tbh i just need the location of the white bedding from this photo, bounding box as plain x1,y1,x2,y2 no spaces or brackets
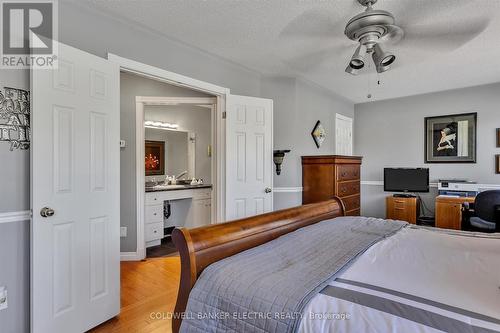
298,226,500,333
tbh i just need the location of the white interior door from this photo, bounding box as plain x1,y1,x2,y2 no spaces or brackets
335,113,353,156
31,42,120,333
226,95,273,220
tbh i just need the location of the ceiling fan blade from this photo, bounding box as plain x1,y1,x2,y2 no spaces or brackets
282,44,351,72
279,9,346,40
391,0,474,26
397,16,489,52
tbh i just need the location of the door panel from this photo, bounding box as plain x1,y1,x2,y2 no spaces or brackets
335,114,353,156
226,95,273,220
31,42,120,333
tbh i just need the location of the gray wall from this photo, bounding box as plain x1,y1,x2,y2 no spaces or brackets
355,82,500,218
145,105,212,182
261,77,355,210
0,221,30,333
0,70,30,333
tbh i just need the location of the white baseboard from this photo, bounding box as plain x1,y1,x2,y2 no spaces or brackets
120,252,142,261
0,210,30,224
274,187,303,193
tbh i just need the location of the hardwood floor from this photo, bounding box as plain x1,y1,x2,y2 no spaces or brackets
89,256,180,333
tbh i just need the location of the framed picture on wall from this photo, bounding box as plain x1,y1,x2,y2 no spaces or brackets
497,128,500,147
496,155,500,174
424,112,477,163
145,140,165,176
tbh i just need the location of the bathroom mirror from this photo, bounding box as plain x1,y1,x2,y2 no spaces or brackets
145,127,195,181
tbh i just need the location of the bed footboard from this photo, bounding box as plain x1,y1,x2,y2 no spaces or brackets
171,198,345,333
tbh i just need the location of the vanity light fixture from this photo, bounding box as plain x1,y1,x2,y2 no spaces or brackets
144,120,179,130
273,150,291,175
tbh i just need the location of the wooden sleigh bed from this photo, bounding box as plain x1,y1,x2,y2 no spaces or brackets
171,198,346,333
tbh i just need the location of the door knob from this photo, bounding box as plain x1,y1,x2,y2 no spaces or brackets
265,187,272,193
40,207,55,218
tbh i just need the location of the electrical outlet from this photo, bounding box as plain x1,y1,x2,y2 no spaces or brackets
120,227,127,238
0,286,8,311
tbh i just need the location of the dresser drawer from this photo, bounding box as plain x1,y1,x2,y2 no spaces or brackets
145,205,163,223
342,195,360,212
337,181,360,197
145,222,164,242
337,165,360,181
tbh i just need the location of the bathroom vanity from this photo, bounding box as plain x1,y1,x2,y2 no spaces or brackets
145,184,212,248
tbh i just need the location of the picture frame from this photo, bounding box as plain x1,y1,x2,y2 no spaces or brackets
497,128,500,148
424,112,477,163
311,120,326,149
496,155,500,174
145,140,165,176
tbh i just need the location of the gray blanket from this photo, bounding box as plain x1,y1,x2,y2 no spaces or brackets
180,216,407,333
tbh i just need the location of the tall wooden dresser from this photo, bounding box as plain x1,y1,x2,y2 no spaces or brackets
302,155,362,216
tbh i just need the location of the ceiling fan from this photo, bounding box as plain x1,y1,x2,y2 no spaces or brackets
279,0,489,76
344,0,404,75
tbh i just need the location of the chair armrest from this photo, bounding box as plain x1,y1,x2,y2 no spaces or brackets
495,205,500,232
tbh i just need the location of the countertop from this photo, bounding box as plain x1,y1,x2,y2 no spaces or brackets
145,184,212,193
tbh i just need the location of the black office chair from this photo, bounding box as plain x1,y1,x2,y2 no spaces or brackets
465,190,500,233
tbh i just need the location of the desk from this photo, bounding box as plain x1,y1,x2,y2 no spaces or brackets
435,196,475,230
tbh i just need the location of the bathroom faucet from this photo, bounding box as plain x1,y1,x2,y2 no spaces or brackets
176,170,188,180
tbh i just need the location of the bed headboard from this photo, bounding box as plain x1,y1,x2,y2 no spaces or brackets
171,198,345,332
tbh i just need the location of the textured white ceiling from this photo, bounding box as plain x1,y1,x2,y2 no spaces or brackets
79,0,500,103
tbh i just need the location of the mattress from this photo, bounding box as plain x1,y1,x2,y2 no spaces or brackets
298,226,500,333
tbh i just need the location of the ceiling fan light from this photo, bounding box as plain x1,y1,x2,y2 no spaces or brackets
372,43,395,73
349,44,367,70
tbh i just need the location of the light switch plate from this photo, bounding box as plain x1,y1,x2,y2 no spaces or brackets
120,227,127,238
120,140,126,148
0,286,8,311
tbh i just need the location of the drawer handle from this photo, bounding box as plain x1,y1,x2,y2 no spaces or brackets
395,208,405,210
153,230,157,233
153,213,157,216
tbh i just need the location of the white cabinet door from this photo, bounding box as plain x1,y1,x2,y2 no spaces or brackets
191,199,211,228
226,95,273,220
31,42,120,333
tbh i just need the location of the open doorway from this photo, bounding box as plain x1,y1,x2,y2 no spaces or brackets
139,97,217,258
118,71,222,260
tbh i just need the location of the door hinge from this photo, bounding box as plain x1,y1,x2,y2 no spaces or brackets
222,112,226,119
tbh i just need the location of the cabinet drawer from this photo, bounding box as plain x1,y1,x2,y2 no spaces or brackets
192,189,212,200
337,181,360,197
145,222,163,242
145,193,163,205
342,195,360,211
145,205,163,223
337,165,360,181
391,199,408,209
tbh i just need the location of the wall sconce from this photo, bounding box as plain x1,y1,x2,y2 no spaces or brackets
273,150,290,175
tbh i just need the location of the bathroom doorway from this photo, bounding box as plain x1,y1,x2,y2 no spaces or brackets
138,96,217,259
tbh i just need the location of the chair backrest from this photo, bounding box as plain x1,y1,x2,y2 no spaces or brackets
475,190,500,222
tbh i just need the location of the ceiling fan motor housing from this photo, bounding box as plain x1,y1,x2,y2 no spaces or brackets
345,9,402,48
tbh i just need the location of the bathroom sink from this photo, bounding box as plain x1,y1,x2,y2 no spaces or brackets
160,184,187,189
146,184,188,191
